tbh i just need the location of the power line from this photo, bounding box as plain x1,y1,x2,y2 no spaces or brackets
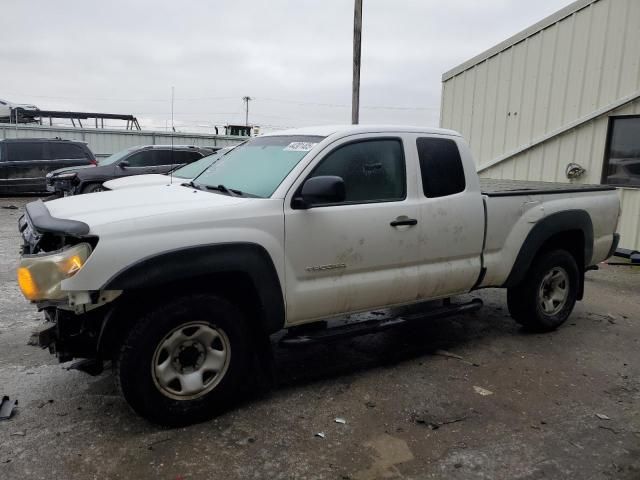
256,97,437,111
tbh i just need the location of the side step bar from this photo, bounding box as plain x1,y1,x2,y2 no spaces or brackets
279,298,483,347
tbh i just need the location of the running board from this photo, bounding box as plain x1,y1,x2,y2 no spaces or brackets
279,298,483,347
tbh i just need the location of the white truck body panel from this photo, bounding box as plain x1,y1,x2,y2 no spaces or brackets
103,174,175,190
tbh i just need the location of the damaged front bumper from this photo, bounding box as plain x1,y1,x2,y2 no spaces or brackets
19,199,119,368
37,305,111,364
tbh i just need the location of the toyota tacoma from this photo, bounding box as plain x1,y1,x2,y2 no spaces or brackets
16,125,621,425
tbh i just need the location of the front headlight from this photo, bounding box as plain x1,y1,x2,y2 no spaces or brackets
17,243,92,301
53,173,77,179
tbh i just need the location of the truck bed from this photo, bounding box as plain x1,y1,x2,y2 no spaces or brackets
480,178,616,197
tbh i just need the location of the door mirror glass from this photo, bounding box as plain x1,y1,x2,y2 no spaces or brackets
295,175,346,208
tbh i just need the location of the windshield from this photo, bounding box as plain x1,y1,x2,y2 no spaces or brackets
172,149,227,179
98,147,137,166
192,135,324,197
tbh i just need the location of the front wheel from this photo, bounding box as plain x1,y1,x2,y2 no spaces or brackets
82,183,105,194
507,249,579,331
116,294,251,426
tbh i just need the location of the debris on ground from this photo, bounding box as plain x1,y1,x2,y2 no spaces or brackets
335,417,346,424
10,431,26,436
414,414,468,430
473,386,493,396
434,349,480,367
365,401,376,409
147,437,172,450
315,432,326,439
596,413,611,420
37,399,54,408
0,205,18,210
0,396,18,420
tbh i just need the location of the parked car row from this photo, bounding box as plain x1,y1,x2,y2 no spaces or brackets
0,137,226,195
103,146,235,191
0,138,96,194
46,144,218,196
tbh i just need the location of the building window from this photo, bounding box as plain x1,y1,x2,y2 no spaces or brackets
603,116,640,188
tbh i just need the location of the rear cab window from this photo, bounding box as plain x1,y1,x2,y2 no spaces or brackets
416,137,466,198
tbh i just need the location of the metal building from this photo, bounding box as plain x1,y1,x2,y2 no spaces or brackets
440,0,640,251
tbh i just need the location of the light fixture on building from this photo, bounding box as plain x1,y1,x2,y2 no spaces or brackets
566,163,586,179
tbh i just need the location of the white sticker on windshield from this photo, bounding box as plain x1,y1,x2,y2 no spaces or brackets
284,142,317,152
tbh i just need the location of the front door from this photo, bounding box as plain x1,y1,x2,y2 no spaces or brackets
284,135,421,325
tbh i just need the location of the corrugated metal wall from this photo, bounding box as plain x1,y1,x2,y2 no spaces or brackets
0,124,244,158
440,0,640,250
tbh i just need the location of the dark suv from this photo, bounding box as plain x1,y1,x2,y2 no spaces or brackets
47,145,217,195
0,138,96,194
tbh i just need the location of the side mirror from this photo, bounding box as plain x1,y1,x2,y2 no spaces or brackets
119,160,130,168
293,175,346,209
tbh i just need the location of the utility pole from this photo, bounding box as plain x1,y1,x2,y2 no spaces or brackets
243,96,252,126
352,0,363,125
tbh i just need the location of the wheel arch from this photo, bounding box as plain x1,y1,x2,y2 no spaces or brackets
97,243,285,356
503,210,593,294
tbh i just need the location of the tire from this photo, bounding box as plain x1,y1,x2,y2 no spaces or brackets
82,183,105,194
507,249,579,332
116,294,251,426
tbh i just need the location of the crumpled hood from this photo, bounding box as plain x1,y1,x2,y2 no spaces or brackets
49,164,96,176
45,183,249,231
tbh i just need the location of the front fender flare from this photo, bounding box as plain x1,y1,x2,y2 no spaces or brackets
102,242,285,334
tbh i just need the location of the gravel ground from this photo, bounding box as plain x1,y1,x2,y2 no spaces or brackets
0,195,639,480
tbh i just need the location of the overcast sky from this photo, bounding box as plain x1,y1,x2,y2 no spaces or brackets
1,0,575,133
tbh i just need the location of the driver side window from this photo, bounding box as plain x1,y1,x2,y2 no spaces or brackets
125,150,155,167
309,138,405,205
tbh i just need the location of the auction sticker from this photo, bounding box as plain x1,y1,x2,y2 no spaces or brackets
284,142,317,152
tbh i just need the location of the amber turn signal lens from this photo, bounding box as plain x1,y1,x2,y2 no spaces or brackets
60,255,84,275
17,267,38,301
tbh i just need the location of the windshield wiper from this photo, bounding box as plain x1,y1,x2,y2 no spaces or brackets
182,181,201,190
203,184,244,197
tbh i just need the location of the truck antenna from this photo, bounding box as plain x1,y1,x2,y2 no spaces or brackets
170,86,175,185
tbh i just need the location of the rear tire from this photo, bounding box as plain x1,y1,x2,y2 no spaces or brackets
507,249,579,332
82,183,105,194
116,294,251,426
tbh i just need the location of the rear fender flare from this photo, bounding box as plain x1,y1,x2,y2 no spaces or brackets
503,210,593,289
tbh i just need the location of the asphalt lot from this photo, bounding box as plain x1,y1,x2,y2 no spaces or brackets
0,195,639,480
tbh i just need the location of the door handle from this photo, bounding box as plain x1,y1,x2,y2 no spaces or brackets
390,217,418,227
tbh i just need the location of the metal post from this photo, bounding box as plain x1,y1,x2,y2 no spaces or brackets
352,0,363,125
243,96,252,126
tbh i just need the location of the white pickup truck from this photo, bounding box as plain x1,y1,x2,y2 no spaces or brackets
17,125,620,425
